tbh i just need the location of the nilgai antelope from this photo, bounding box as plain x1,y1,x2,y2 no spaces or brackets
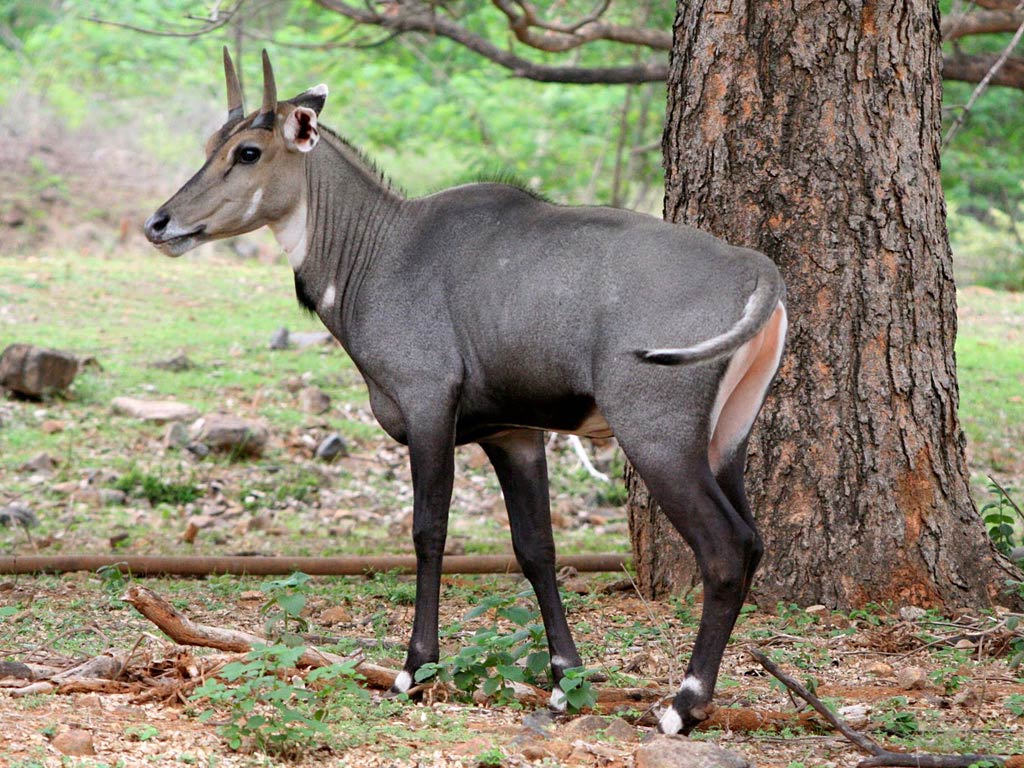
144,50,787,735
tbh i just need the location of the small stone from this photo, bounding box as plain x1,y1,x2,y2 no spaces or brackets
112,396,199,423
269,327,290,350
602,717,637,743
805,604,828,614
899,606,927,622
315,432,348,461
519,743,552,761
51,728,96,756
281,376,304,393
561,577,591,595
291,331,333,348
320,606,352,625
838,703,871,729
164,422,189,449
186,442,210,459
897,666,929,690
149,352,195,372
866,661,894,677
562,714,608,740
193,414,268,456
109,532,129,548
634,735,752,768
41,419,65,434
0,344,79,398
954,638,975,650
299,386,331,415
20,452,56,475
99,489,127,506
182,520,200,544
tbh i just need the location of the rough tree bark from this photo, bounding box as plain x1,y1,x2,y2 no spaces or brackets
627,0,1021,609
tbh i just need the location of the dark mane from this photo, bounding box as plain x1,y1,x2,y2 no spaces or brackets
317,124,404,197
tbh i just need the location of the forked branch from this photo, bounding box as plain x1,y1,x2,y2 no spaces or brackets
749,647,1012,768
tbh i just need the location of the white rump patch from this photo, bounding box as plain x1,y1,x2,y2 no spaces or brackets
321,284,336,309
658,706,683,735
708,302,788,473
549,686,567,711
270,202,308,270
679,676,704,697
393,670,412,693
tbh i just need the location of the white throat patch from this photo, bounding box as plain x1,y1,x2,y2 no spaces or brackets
270,201,308,270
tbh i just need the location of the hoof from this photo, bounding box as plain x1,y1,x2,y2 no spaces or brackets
388,669,413,697
548,686,567,712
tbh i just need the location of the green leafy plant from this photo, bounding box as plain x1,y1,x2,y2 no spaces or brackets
112,467,201,506
415,592,595,712
191,643,365,756
875,697,920,737
259,572,311,642
981,478,1024,557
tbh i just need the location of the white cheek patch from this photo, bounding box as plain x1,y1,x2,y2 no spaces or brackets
243,188,263,223
393,670,412,693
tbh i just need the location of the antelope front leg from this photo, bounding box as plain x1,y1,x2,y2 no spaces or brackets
391,417,456,695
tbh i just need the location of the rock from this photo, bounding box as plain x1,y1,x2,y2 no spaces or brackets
315,432,348,461
563,715,609,740
41,419,65,434
896,666,929,690
602,717,637,743
164,421,189,449
0,660,34,679
634,736,752,768
51,728,96,756
899,606,927,622
838,703,871,729
112,396,199,423
281,376,304,393
865,661,894,677
805,604,828,614
0,504,37,528
20,452,57,475
192,414,268,456
299,386,331,414
149,352,195,372
291,331,333,348
269,327,290,350
100,489,127,506
186,442,210,459
320,606,352,625
0,344,79,398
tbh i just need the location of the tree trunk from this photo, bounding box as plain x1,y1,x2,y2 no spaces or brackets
627,0,1021,610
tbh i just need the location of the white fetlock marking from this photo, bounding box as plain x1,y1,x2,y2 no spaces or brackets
393,670,412,692
658,706,683,735
549,687,567,711
551,655,570,669
679,676,704,697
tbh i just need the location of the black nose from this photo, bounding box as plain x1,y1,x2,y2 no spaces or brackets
144,210,170,242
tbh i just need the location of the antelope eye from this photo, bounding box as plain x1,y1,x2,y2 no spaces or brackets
237,146,261,164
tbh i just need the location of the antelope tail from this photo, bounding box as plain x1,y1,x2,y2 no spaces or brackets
635,274,783,366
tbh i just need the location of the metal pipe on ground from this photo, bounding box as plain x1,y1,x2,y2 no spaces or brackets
0,554,629,577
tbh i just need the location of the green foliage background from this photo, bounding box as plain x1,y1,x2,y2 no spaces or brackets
1,0,1022,286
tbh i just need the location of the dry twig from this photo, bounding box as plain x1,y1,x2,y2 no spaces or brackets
750,647,1014,768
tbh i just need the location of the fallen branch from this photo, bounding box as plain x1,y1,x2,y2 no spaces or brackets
0,552,628,577
749,647,1014,768
122,585,399,689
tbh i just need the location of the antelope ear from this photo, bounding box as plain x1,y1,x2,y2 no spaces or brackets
283,106,320,153
288,83,328,115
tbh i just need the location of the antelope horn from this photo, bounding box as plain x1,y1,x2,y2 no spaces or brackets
252,49,277,130
223,46,244,122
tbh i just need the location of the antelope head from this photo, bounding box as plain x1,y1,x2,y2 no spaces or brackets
144,49,327,256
